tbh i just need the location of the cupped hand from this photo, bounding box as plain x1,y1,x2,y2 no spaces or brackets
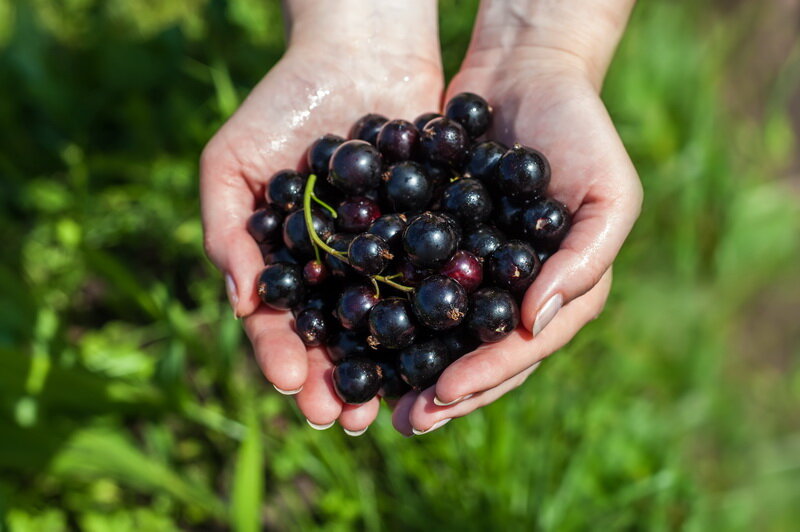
201,39,443,434
393,49,642,436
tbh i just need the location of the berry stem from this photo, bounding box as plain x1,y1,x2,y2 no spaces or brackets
311,192,337,218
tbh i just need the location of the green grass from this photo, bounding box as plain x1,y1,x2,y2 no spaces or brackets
1,0,799,530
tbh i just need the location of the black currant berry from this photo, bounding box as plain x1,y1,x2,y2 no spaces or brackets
336,283,380,330
413,112,442,132
440,250,483,293
397,258,433,287
367,213,407,255
328,140,382,195
521,197,572,251
494,195,525,235
441,326,481,362
303,260,328,286
467,287,520,343
487,240,541,294
381,161,432,212
256,262,304,310
336,196,381,233
463,224,506,260
247,206,283,245
420,117,469,168
368,298,417,350
295,308,329,347
412,274,468,330
282,208,334,258
267,170,306,212
263,246,299,265
497,144,551,200
376,119,419,162
397,339,449,391
332,357,383,404
324,233,355,277
445,92,492,139
307,134,345,178
293,289,338,318
349,113,389,145
348,233,393,276
441,178,493,227
402,212,458,268
327,329,371,362
377,360,411,399
464,140,506,183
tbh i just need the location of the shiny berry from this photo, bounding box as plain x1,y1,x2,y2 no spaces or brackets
295,308,329,347
368,298,417,350
413,112,442,132
328,140,382,195
497,144,551,200
441,326,481,362
521,197,572,250
247,206,283,245
348,233,393,276
445,92,492,138
303,260,328,286
256,262,304,310
467,287,519,343
336,283,379,330
381,162,432,212
412,274,468,330
495,195,525,234
487,240,541,294
324,233,354,278
420,117,469,168
293,289,338,318
349,113,389,145
368,213,407,255
402,212,458,268
463,224,506,260
336,196,381,233
537,249,553,263
307,134,345,178
397,339,449,391
377,360,411,399
332,357,383,404
327,329,371,362
263,246,299,265
397,258,433,287
440,250,483,293
267,170,306,212
282,208,334,258
464,140,506,183
441,178,493,227
376,119,419,162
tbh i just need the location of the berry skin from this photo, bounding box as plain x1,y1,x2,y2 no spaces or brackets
336,196,381,233
381,162,432,213
440,250,483,293
397,258,433,287
464,140,506,183
368,298,417,350
441,326,481,362
420,117,469,168
494,195,525,235
336,283,380,330
441,178,493,227
348,233,393,276
263,246,299,265
412,274,468,330
247,206,283,245
267,170,306,212
349,113,389,145
413,112,442,132
377,360,411,399
282,208,334,258
324,233,355,277
307,134,345,178
376,119,419,162
302,260,328,286
295,308,329,347
497,144,551,200
367,213,407,255
256,262,305,310
402,212,458,268
332,357,383,404
521,197,572,251
445,92,492,139
397,339,449,391
463,224,506,260
328,140,382,195
327,329,371,362
467,287,520,343
487,240,541,294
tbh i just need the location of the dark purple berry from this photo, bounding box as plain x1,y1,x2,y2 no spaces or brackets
327,329,371,362
307,134,345,178
413,112,442,132
445,92,492,138
467,287,519,343
267,170,306,212
263,246,299,265
441,178,493,227
412,274,468,330
295,308,329,347
464,140,506,183
463,224,506,260
336,196,381,233
336,283,379,330
376,119,419,162
497,144,551,200
368,298,417,350
402,212,458,268
349,113,389,145
420,117,469,168
324,233,354,277
441,326,481,362
348,233,393,276
397,258,433,287
521,197,572,250
495,195,525,234
332,357,383,404
328,140,382,195
257,262,304,310
440,250,483,293
368,213,407,255
397,339,449,391
282,208,334,258
247,206,283,245
381,162,432,212
377,360,411,399
487,240,541,294
303,260,328,286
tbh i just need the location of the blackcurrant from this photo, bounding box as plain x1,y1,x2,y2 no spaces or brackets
464,140,506,183
328,140,382,195
349,113,389,145
413,112,442,132
263,246,299,265
412,274,468,330
441,178,493,227
324,233,355,277
376,119,419,162
368,298,417,350
521,197,572,251
381,161,432,212
327,329,371,362
303,259,328,286
397,258,434,287
487,240,541,294
440,250,483,293
348,233,393,276
463,224,506,260
467,287,520,343
377,360,411,399
282,208,334,258
332,357,383,404
295,308,329,347
336,196,381,233
402,211,458,268
397,339,449,391
497,144,551,200
441,326,481,362
247,205,283,245
420,117,469,168
336,283,379,330
367,213,407,255
256,262,305,310
267,170,306,212
307,134,345,178
445,92,492,139
494,195,525,235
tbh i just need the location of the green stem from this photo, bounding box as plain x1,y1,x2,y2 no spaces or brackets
311,192,337,218
374,276,414,292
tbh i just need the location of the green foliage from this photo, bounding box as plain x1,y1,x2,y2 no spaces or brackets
1,0,798,530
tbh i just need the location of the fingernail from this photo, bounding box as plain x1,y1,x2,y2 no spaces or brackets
273,384,303,395
412,418,452,435
533,293,562,336
224,273,239,317
433,393,473,407
343,426,369,437
307,419,335,430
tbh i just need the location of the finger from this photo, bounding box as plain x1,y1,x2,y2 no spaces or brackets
338,398,381,436
244,307,308,393
432,270,611,406
409,363,541,434
294,346,343,429
200,141,264,318
391,390,420,437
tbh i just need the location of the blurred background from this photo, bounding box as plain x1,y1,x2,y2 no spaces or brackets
1,0,799,530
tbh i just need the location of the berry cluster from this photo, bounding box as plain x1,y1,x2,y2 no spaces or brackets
246,93,572,405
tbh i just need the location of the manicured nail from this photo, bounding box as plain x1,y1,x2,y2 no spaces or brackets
433,393,473,407
343,426,369,437
307,419,335,430
273,384,303,395
533,293,562,336
412,418,452,435
224,273,239,316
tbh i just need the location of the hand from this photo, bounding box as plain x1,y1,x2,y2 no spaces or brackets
392,12,642,435
200,1,443,435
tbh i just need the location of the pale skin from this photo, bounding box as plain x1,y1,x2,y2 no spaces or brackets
200,0,642,435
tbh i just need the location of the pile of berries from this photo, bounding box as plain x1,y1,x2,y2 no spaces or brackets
246,93,572,405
